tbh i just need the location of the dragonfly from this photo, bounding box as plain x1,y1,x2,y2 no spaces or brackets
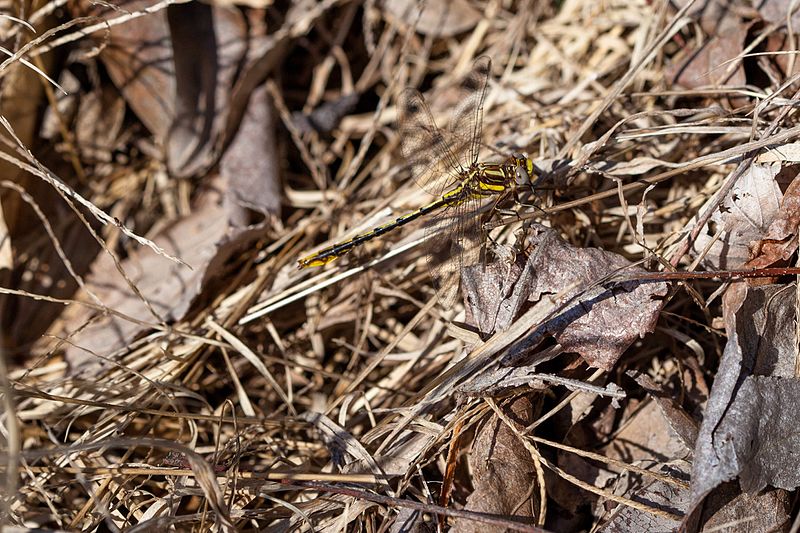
298,56,535,305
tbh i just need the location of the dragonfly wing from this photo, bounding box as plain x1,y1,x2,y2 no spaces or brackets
399,88,464,196
424,213,462,308
448,56,491,170
424,198,482,307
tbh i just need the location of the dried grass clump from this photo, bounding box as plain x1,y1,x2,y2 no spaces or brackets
3,0,800,531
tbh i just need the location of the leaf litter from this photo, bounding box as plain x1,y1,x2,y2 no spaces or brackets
4,0,800,531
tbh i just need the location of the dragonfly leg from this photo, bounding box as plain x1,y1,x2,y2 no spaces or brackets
495,207,519,218
512,188,548,217
512,187,541,210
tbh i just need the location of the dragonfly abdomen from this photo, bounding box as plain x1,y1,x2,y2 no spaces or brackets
297,196,450,268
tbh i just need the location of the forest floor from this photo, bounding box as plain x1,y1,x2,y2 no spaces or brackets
4,0,800,531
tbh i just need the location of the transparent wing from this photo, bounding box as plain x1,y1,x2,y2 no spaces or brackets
401,57,493,306
398,88,464,196
448,55,491,170
423,196,483,307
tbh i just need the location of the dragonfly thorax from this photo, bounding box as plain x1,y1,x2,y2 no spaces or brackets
470,156,534,196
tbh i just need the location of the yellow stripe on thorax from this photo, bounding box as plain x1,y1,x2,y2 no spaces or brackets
476,164,510,193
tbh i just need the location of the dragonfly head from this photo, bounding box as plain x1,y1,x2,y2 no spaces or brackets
512,154,535,191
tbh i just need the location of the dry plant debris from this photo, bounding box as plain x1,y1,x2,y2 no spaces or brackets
4,0,800,531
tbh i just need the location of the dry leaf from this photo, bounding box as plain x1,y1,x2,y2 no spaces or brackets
220,83,282,221
698,484,791,532
548,452,607,514
76,0,175,143
676,0,751,36
496,227,668,370
74,1,251,177
630,372,699,450
451,396,538,532
384,0,482,37
595,375,694,529
462,254,533,335
292,93,360,134
165,3,248,176
718,376,800,492
757,141,800,163
744,168,800,269
668,26,748,90
599,478,690,532
690,283,800,510
54,178,267,367
755,0,800,27
691,162,783,269
74,86,126,163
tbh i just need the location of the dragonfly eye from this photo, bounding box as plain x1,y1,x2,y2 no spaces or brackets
514,161,532,188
